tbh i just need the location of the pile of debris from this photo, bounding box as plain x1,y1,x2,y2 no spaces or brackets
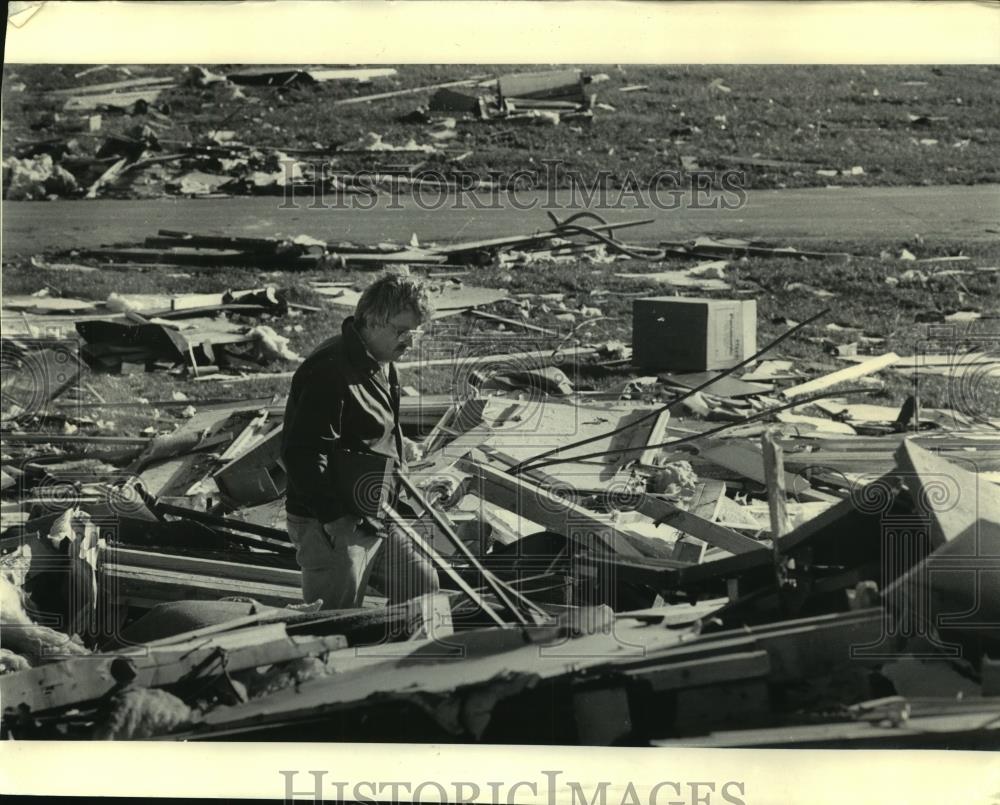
424,68,601,126
3,284,305,380
2,275,997,742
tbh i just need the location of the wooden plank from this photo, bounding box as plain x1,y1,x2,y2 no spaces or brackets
105,565,302,609
108,547,299,587
213,425,285,507
637,409,672,468
632,494,767,555
382,504,509,627
64,88,167,111
49,76,175,96
781,353,900,400
687,480,727,523
457,456,648,559
1,433,149,447
0,623,345,714
85,157,128,198
762,430,792,538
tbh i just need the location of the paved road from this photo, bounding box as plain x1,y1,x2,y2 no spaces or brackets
3,185,998,257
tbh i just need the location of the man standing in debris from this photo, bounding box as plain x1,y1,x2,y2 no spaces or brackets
281,273,439,610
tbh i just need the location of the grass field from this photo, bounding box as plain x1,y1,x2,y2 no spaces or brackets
4,64,999,192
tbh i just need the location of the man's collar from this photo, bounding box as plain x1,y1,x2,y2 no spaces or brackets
342,316,381,374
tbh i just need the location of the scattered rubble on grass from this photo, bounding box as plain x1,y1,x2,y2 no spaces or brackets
1,214,998,746
7,68,615,202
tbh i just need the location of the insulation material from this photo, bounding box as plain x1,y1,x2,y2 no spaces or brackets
47,508,106,641
3,154,79,200
0,573,90,665
94,688,192,740
249,325,302,363
648,460,699,496
0,649,31,675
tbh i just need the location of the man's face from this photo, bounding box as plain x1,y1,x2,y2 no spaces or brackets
360,309,424,363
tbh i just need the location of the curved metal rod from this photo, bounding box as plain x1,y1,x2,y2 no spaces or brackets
547,209,611,230
555,222,667,260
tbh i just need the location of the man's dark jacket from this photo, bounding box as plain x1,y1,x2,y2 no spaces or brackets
281,316,403,523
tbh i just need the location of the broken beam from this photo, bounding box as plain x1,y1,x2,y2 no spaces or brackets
0,623,345,715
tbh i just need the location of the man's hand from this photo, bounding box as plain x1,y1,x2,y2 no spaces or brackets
402,436,424,464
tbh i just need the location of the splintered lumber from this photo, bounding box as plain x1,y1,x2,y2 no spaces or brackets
85,157,128,198
49,76,175,96
673,474,902,593
456,447,696,559
213,426,285,507
382,504,509,628
632,494,767,555
103,548,303,608
449,401,669,492
109,547,299,586
0,622,345,714
698,439,837,503
63,88,168,111
762,430,792,538
638,409,673,467
781,353,900,399
457,456,649,559
1,433,150,447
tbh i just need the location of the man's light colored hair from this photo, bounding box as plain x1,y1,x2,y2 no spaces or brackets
354,273,434,329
